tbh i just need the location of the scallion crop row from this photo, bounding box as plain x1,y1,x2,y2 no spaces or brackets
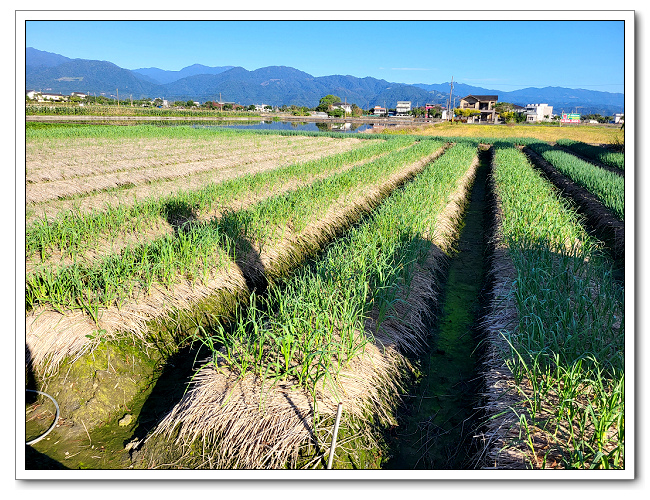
26,137,414,260
491,143,624,469
527,141,624,220
556,139,625,171
26,139,443,314
194,140,478,394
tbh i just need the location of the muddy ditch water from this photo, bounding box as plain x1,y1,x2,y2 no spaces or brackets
25,146,494,471
384,149,490,469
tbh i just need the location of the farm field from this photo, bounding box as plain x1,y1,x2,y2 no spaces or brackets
24,123,628,472
381,121,625,145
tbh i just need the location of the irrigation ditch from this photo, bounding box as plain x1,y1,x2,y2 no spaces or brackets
384,148,490,469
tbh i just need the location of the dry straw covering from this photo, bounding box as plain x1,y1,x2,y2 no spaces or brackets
26,147,444,378
143,151,479,469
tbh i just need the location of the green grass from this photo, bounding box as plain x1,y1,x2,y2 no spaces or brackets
26,104,260,118
491,142,624,469
25,122,396,141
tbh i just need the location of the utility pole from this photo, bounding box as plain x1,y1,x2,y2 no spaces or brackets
448,76,454,122
116,88,119,108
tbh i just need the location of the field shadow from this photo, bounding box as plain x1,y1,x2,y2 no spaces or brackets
218,208,269,296
125,208,270,459
124,344,205,455
25,345,38,404
25,445,69,470
161,199,198,235
25,345,70,470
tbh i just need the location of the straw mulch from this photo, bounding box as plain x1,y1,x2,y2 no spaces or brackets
474,162,528,469
142,151,478,469
146,340,406,469
25,149,444,379
26,139,358,205
25,263,249,376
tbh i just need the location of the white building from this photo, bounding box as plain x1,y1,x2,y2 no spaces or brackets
332,102,353,114
525,103,554,122
613,113,624,124
396,101,412,116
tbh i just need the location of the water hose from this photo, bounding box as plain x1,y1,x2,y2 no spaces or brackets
26,389,60,446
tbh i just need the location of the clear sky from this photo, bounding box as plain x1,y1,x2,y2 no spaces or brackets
25,19,626,93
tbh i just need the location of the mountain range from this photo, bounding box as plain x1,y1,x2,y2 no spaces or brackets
25,48,624,115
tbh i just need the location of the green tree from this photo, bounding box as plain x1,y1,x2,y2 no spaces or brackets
514,112,527,123
327,107,345,118
454,108,481,119
316,94,341,112
495,102,516,114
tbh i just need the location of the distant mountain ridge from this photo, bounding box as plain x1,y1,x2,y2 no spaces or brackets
131,64,236,85
25,47,624,115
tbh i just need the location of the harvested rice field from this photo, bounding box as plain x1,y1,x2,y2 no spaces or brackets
23,123,628,473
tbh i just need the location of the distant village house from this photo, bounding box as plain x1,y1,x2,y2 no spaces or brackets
396,101,412,116
26,90,67,102
458,95,498,123
331,102,352,114
525,103,554,122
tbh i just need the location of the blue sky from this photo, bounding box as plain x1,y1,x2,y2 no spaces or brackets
25,19,626,93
